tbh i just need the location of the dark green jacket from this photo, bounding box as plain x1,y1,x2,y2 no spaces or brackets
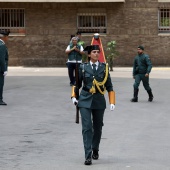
133,53,152,76
68,44,82,61
77,62,113,109
0,40,8,73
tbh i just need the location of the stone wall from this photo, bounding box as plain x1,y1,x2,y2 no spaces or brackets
1,0,170,66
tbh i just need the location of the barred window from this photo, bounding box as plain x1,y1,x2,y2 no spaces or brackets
77,13,107,34
158,8,170,33
0,8,25,35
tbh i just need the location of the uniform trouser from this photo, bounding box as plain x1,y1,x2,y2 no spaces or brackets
133,74,151,91
0,74,4,101
80,108,104,159
67,63,80,85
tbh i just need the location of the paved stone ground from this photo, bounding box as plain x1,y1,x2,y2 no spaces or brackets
0,67,170,170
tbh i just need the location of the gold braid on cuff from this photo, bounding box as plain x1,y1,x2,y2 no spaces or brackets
108,91,115,104
71,86,77,98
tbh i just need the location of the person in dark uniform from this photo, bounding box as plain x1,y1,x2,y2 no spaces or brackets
0,30,10,105
131,45,153,102
75,31,82,43
71,45,116,165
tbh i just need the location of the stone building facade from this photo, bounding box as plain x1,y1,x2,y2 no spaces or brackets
0,0,170,66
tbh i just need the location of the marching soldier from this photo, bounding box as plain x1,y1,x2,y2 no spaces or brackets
131,45,154,102
71,45,116,165
0,30,10,105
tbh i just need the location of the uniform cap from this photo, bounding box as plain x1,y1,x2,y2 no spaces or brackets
138,45,144,50
84,45,100,54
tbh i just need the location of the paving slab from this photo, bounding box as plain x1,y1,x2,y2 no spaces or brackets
0,67,170,170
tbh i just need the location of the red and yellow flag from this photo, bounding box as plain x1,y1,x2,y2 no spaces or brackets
91,34,106,63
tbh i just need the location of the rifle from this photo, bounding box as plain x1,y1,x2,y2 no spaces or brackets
75,47,80,124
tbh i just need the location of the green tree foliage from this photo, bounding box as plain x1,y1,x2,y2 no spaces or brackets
106,40,119,71
78,40,87,62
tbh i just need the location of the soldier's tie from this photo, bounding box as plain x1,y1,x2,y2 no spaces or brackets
92,63,96,74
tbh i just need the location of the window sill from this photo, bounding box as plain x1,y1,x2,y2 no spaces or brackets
9,33,26,37
158,33,170,36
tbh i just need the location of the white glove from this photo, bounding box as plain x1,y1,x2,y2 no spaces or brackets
3,71,8,76
110,104,115,111
72,97,78,105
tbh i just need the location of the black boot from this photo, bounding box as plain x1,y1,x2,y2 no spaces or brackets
147,90,153,102
84,158,92,165
92,150,99,160
131,89,139,102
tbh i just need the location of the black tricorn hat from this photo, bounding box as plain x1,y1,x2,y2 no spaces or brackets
138,45,144,50
0,29,10,36
84,45,100,54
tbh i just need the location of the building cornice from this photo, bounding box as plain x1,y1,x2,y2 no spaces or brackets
0,0,125,2
158,0,170,2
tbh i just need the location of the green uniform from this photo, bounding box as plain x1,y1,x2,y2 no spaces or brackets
0,40,8,102
132,53,152,91
77,62,113,159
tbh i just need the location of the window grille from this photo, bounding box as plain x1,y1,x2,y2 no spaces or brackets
158,8,170,33
0,8,25,35
77,13,107,33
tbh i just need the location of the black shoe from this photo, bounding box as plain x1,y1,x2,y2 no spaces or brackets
130,98,138,102
148,96,153,102
0,101,7,105
84,158,92,165
92,150,99,160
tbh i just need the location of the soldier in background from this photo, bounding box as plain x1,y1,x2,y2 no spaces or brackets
0,30,10,105
131,45,154,102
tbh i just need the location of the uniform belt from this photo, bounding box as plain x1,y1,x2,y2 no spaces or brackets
82,86,101,93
